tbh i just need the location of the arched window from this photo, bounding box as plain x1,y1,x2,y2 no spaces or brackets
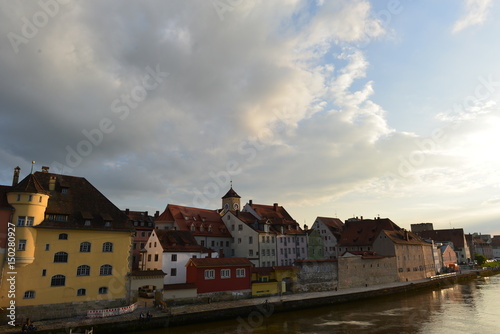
102,242,113,252
58,233,68,240
76,265,90,276
51,275,66,286
77,288,86,296
80,242,91,252
54,251,68,263
98,287,108,294
24,290,35,299
100,264,112,276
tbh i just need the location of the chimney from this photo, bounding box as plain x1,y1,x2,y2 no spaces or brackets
155,211,159,219
145,211,148,217
49,175,56,191
12,166,20,186
273,203,278,211
41,166,49,173
249,199,253,206
125,208,130,215
360,216,363,220
236,209,239,217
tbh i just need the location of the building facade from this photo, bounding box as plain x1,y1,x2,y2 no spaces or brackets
0,167,134,320
311,217,343,259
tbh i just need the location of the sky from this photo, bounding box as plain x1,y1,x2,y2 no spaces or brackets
1,0,499,235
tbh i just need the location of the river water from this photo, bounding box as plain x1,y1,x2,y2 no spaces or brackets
137,275,500,334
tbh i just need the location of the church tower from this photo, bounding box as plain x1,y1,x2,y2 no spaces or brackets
221,184,241,213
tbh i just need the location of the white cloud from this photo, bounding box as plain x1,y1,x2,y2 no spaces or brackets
452,0,492,33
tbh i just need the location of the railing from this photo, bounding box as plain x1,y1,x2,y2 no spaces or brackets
429,272,457,280
86,302,138,318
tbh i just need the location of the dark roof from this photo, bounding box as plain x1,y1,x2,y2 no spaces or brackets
0,185,13,210
414,229,466,248
222,187,241,199
130,270,166,277
342,251,386,259
32,171,133,232
338,218,402,247
187,257,253,267
163,283,197,290
11,173,49,195
251,267,274,275
382,229,429,246
155,230,209,253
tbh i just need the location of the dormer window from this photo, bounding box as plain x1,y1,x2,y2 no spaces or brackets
61,187,69,194
104,221,111,227
84,220,91,226
208,225,212,232
190,224,195,232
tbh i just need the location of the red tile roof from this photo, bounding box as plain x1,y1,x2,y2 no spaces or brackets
316,217,344,231
414,229,467,248
246,202,304,235
338,218,402,247
187,257,253,268
156,204,231,238
382,230,429,246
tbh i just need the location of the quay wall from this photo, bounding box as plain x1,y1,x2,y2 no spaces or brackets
25,270,500,334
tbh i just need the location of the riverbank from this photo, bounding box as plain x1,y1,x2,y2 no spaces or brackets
2,268,499,334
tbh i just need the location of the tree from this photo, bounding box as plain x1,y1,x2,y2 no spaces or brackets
474,254,487,266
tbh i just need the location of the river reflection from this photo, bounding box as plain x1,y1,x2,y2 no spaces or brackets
137,275,500,334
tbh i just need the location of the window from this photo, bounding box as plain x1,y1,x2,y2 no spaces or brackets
221,269,230,278
24,290,35,299
102,242,113,252
271,236,275,243
141,232,146,237
272,249,275,256
147,254,151,261
171,254,177,261
61,188,69,194
249,236,253,244
28,195,33,202
226,241,229,247
211,241,215,247
204,269,215,279
54,252,68,263
249,249,253,256
51,275,66,286
42,269,46,276
77,288,86,296
154,254,159,262
45,244,50,251
84,220,91,226
26,217,34,226
18,239,26,251
104,222,111,227
231,224,235,231
98,287,108,294
17,216,26,226
171,268,177,276
236,268,246,277
238,238,242,244
17,194,21,201
58,233,68,240
77,265,90,276
238,224,243,231
262,236,265,243
80,242,91,252
100,264,112,276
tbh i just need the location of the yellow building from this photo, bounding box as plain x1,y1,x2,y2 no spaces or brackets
0,167,134,321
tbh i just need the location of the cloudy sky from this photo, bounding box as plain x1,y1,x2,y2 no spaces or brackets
1,0,499,234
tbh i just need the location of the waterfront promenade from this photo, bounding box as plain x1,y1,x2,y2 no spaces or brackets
1,269,495,334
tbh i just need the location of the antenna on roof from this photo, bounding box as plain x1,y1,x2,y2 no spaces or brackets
230,179,233,188
30,161,36,174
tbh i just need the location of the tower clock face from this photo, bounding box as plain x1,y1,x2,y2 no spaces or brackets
233,203,239,210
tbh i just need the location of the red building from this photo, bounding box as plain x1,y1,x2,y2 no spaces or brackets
186,257,253,294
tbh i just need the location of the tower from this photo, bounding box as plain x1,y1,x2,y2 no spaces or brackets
7,171,50,267
221,185,241,213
